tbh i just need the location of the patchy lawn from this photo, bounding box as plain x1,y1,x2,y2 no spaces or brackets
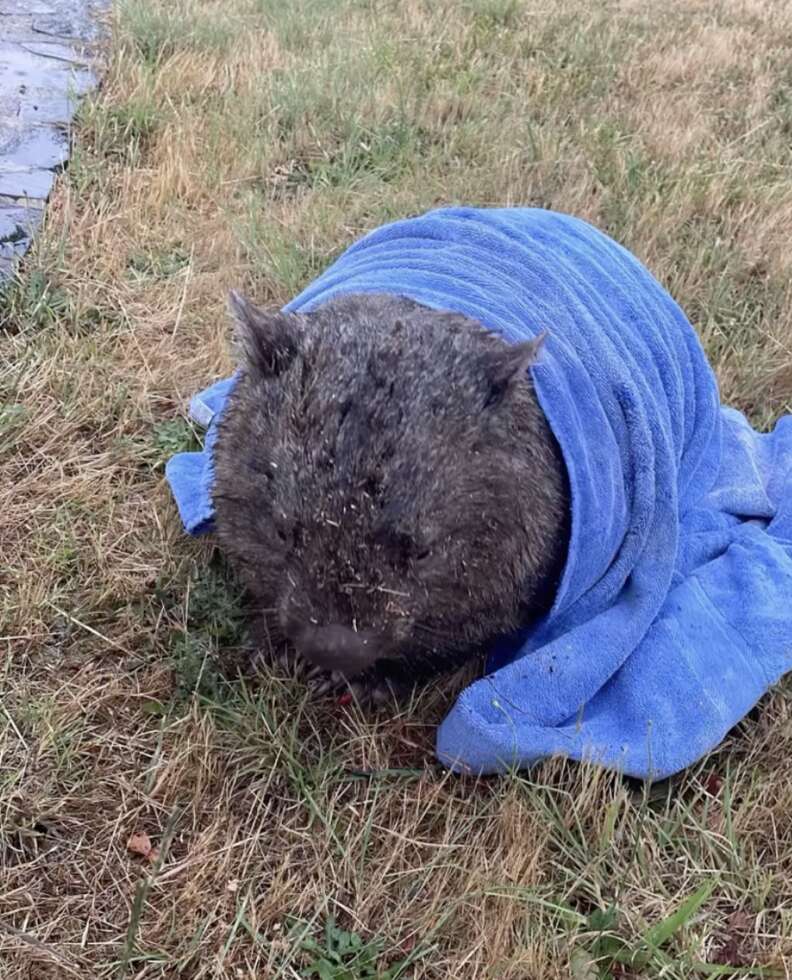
2,0,792,976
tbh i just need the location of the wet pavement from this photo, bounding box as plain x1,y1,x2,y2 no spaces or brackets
0,0,107,279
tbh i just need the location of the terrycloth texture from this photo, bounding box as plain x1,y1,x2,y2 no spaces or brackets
165,207,792,780
165,377,237,536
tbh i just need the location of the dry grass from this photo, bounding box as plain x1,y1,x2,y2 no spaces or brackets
2,0,792,976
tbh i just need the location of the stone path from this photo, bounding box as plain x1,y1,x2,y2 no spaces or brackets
0,0,107,279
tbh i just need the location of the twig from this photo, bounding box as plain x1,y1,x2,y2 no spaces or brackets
171,245,195,338
0,703,28,750
45,601,134,657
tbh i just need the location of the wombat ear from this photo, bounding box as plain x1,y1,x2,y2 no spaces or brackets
228,289,299,377
483,331,546,403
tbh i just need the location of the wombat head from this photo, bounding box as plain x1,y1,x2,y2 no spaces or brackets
212,291,568,681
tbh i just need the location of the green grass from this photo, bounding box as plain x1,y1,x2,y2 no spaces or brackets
119,0,243,64
0,268,73,332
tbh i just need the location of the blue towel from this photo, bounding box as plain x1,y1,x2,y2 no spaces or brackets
165,207,792,780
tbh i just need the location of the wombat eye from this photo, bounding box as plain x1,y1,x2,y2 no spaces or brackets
414,547,431,563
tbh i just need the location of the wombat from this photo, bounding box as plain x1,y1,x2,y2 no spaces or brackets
212,290,570,701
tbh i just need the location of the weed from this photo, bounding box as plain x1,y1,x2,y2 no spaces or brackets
168,560,248,701
293,916,410,980
0,268,71,332
89,98,162,165
184,559,247,648
128,245,190,281
151,416,200,458
170,632,226,700
118,0,239,65
0,403,28,454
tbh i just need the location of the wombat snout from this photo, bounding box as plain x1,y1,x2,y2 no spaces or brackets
287,621,385,675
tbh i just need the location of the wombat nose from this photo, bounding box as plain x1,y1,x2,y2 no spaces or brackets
294,624,379,675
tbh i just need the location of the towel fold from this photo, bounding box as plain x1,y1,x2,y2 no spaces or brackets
165,207,792,780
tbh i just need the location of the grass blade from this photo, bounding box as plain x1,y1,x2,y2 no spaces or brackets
641,880,716,950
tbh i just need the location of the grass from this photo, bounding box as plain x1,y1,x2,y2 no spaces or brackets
2,0,792,976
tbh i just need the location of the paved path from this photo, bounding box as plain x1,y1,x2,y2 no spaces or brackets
0,0,107,279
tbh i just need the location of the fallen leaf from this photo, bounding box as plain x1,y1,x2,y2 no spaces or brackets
712,908,755,966
727,910,753,933
704,772,723,795
712,936,747,966
706,802,725,833
127,832,159,863
127,832,152,857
